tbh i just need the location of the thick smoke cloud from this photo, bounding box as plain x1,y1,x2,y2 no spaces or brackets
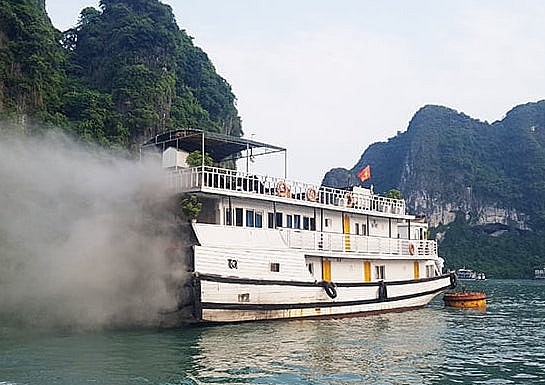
0,128,185,330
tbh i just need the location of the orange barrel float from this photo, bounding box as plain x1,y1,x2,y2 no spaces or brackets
443,291,487,309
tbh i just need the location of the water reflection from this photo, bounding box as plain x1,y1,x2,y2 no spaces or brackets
192,308,447,384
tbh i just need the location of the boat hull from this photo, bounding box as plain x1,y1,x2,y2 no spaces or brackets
195,274,454,323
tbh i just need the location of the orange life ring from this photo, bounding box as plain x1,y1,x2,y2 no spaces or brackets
306,187,318,202
344,192,354,208
276,181,290,197
409,243,415,255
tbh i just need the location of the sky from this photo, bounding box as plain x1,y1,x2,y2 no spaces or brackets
45,0,545,184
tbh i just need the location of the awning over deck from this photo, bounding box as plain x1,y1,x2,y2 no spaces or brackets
141,129,286,162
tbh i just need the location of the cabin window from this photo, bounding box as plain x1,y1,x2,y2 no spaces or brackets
294,214,301,229
303,216,310,230
426,265,435,278
355,223,360,235
310,218,316,231
362,224,367,236
225,208,232,226
270,262,280,272
286,214,293,228
235,208,243,227
268,212,274,228
255,212,263,228
375,265,386,280
307,263,314,275
246,210,254,227
275,212,283,227
325,218,330,227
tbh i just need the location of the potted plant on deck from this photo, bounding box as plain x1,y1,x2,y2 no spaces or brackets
178,194,202,223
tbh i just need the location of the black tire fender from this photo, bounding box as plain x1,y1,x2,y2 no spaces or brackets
450,272,457,289
323,281,337,299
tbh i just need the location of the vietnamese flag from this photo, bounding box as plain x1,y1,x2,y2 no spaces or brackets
357,165,371,182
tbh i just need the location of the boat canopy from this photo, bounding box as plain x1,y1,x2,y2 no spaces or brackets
141,129,286,162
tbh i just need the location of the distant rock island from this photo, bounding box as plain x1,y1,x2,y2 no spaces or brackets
323,101,545,278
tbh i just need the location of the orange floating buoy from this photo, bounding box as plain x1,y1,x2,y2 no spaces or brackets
443,291,487,309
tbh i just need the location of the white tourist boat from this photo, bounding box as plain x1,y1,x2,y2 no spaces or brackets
143,129,456,323
456,268,477,280
456,268,486,281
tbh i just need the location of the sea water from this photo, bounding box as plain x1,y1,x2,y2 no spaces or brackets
1,279,544,384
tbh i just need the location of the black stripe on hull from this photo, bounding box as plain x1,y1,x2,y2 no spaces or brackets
196,273,450,287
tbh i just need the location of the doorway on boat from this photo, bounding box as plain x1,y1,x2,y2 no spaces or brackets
322,260,331,281
343,214,350,251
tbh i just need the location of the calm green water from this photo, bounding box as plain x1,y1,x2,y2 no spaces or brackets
1,280,544,384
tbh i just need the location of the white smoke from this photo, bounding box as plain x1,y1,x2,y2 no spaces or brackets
0,127,186,330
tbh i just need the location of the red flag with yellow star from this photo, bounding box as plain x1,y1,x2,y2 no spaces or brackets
357,165,371,182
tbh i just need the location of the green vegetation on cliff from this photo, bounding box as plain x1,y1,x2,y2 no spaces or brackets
0,0,66,121
0,0,241,152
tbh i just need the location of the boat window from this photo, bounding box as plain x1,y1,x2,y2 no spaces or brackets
362,224,367,236
246,210,254,227
294,214,301,229
225,208,232,226
355,223,360,235
235,208,243,227
303,216,310,230
255,212,263,228
286,214,293,228
310,218,316,231
426,265,434,277
270,262,280,272
268,212,274,228
307,263,314,274
325,218,330,227
275,212,283,227
375,265,386,280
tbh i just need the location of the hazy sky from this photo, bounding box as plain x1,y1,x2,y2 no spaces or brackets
45,1,545,184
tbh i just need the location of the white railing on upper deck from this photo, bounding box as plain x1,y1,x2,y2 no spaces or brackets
278,229,437,257
167,166,406,215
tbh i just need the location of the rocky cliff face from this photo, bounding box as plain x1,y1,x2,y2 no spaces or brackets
324,101,545,232
408,189,529,230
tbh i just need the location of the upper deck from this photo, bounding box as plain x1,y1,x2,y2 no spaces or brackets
143,129,411,219
166,165,410,219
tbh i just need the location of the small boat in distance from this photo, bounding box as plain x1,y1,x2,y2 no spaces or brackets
456,268,476,280
456,268,486,281
143,129,456,323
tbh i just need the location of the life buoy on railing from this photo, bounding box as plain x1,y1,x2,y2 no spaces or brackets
275,181,290,197
409,243,415,256
344,192,354,208
322,281,337,299
306,187,318,202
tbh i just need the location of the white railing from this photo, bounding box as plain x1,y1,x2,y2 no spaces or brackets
167,166,406,216
278,229,437,257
